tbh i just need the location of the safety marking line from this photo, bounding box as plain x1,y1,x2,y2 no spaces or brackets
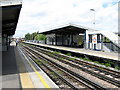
16,47,35,88
19,47,51,89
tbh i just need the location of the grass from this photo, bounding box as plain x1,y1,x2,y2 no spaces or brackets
47,52,55,56
100,63,105,65
50,72,58,79
104,60,113,64
57,71,64,75
74,56,77,58
34,59,42,65
32,46,119,70
82,58,92,62
94,61,100,64
66,53,71,56
80,57,119,69
105,63,111,67
34,59,39,62
69,58,75,61
42,60,48,64
59,58,68,62
53,51,61,54
115,66,120,70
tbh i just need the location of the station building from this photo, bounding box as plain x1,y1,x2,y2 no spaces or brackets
39,23,119,53
40,24,104,51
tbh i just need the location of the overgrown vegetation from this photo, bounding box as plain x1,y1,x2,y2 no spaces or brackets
50,72,58,79
115,66,120,70
105,63,111,67
34,59,42,65
69,58,75,61
103,37,111,43
47,52,55,56
53,51,61,54
33,46,120,70
66,53,71,56
82,58,92,62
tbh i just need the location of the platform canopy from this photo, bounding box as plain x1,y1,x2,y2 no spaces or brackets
1,0,22,36
40,24,89,35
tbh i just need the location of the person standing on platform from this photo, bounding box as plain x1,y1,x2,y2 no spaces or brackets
16,40,19,46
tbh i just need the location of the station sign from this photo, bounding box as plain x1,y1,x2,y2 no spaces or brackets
92,35,97,44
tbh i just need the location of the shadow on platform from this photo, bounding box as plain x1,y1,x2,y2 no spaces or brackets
2,45,40,76
2,46,19,75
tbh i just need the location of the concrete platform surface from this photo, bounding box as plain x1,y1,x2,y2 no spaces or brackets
2,41,59,89
26,42,119,61
2,46,21,89
18,46,59,89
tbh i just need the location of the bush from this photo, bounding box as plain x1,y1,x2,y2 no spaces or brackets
100,63,105,65
34,60,42,65
104,60,113,64
94,61,100,64
105,63,111,67
47,52,54,56
35,59,39,62
54,51,61,54
82,58,92,62
87,59,92,62
79,57,83,60
74,56,77,58
60,58,65,61
37,62,42,65
115,66,120,70
83,58,88,61
70,58,75,61
66,53,71,56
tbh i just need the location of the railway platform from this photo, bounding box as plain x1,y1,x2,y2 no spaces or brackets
2,41,58,89
25,42,119,61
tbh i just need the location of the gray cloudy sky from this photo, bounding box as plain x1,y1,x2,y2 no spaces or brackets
14,0,119,38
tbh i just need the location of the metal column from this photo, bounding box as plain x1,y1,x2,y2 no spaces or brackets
84,31,86,49
55,33,57,45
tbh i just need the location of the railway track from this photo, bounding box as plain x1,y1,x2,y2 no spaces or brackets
20,43,119,89
23,43,120,87
30,44,120,76
20,45,95,89
33,46,120,87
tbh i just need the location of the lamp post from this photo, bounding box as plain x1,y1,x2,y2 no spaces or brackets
90,9,95,29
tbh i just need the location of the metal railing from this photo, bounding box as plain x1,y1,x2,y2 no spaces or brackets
103,41,120,53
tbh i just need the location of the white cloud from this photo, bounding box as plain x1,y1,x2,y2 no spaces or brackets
14,0,119,38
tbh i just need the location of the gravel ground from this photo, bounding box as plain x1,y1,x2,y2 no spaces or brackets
24,45,119,89
45,55,119,88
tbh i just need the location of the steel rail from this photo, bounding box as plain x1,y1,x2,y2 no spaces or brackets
23,44,120,87
20,46,93,89
21,44,107,89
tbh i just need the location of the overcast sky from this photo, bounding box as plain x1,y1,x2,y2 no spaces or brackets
14,0,119,38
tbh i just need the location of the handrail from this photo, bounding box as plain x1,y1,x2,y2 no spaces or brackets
103,42,120,53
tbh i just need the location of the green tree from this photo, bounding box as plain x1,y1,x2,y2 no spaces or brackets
25,32,46,41
32,32,37,40
25,33,31,40
35,34,46,40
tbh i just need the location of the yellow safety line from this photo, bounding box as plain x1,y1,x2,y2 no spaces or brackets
27,60,51,89
16,50,35,88
19,48,51,89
